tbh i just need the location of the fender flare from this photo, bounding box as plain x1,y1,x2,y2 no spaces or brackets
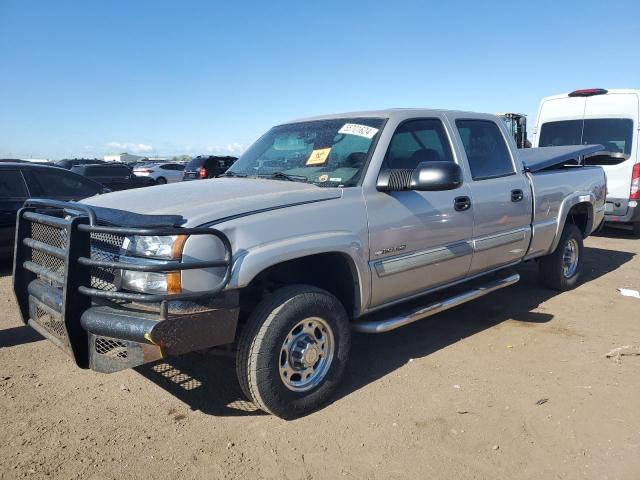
549,192,595,253
229,231,370,316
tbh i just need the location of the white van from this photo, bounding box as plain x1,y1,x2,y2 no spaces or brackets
533,88,640,235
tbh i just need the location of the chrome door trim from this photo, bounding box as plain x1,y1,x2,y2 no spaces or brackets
472,228,529,252
374,241,473,278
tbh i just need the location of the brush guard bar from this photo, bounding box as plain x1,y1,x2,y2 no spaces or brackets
13,199,233,368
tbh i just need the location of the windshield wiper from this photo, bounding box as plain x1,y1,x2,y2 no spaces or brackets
256,172,308,182
219,171,248,178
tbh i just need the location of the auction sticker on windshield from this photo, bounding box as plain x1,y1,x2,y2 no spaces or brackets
306,148,331,166
338,123,379,139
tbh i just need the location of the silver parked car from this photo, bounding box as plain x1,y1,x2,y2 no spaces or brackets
13,109,606,418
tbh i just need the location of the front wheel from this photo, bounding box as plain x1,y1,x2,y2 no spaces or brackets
539,223,583,291
632,222,640,237
236,285,351,419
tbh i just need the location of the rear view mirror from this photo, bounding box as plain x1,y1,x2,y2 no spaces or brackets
377,161,463,192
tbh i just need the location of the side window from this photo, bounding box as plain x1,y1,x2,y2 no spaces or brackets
384,119,454,170
25,169,101,198
0,170,29,198
455,120,514,180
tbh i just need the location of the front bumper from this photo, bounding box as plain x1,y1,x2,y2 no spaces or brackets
605,198,640,224
13,199,236,373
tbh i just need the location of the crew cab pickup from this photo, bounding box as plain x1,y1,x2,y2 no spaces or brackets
13,109,606,418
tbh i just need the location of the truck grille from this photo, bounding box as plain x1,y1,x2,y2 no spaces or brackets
94,336,129,359
89,232,126,292
34,303,67,342
29,222,126,292
30,222,67,283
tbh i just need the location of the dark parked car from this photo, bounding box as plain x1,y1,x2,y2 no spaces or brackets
55,158,105,169
1,163,107,259
183,155,237,180
70,163,156,191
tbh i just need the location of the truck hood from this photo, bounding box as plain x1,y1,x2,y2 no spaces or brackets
81,178,342,227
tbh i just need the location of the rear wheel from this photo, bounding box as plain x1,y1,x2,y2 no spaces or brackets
236,285,350,419
539,223,583,291
156,177,167,185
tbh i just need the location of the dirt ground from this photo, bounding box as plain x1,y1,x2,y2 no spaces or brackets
1,228,639,480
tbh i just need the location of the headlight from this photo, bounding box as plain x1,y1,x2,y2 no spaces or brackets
121,270,178,294
120,235,187,294
124,235,186,260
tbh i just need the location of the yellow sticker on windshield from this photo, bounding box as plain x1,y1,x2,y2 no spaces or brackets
306,148,331,166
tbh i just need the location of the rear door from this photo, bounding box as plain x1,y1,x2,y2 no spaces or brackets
453,119,532,275
583,93,639,202
0,169,29,256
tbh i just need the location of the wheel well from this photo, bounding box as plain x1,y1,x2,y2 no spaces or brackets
241,253,360,319
565,202,592,237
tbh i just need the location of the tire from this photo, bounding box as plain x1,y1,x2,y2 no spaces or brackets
156,177,167,185
236,285,350,419
632,222,640,237
539,223,583,291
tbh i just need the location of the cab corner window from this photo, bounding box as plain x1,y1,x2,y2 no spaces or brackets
384,119,454,170
456,120,514,180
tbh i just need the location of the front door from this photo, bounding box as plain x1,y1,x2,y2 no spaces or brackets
365,118,474,307
453,119,531,275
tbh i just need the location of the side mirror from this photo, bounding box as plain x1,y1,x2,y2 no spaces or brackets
377,161,463,192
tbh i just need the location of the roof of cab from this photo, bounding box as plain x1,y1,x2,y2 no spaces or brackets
284,108,496,124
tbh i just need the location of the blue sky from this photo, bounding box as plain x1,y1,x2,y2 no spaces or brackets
1,0,638,160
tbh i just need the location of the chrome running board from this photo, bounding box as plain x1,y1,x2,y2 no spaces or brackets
352,272,520,333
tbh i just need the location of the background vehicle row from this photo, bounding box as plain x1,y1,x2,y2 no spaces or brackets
0,163,106,258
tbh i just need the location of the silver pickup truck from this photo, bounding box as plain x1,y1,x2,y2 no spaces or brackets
13,109,606,418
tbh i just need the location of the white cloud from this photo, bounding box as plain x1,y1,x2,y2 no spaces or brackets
205,143,244,154
226,143,243,153
107,142,154,153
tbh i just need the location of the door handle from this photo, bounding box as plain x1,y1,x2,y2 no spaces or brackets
454,196,471,211
511,189,524,202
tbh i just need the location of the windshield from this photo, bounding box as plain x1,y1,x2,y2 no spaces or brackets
539,118,634,164
227,118,385,187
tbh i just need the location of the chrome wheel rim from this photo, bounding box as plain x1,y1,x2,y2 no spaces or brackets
562,238,579,278
278,317,335,392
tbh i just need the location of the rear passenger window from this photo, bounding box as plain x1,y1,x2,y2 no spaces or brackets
25,169,101,198
456,120,514,180
0,170,28,198
384,119,454,170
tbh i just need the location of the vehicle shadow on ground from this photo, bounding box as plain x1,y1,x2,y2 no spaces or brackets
133,246,633,417
0,259,12,277
0,261,44,348
0,326,43,348
593,225,638,240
